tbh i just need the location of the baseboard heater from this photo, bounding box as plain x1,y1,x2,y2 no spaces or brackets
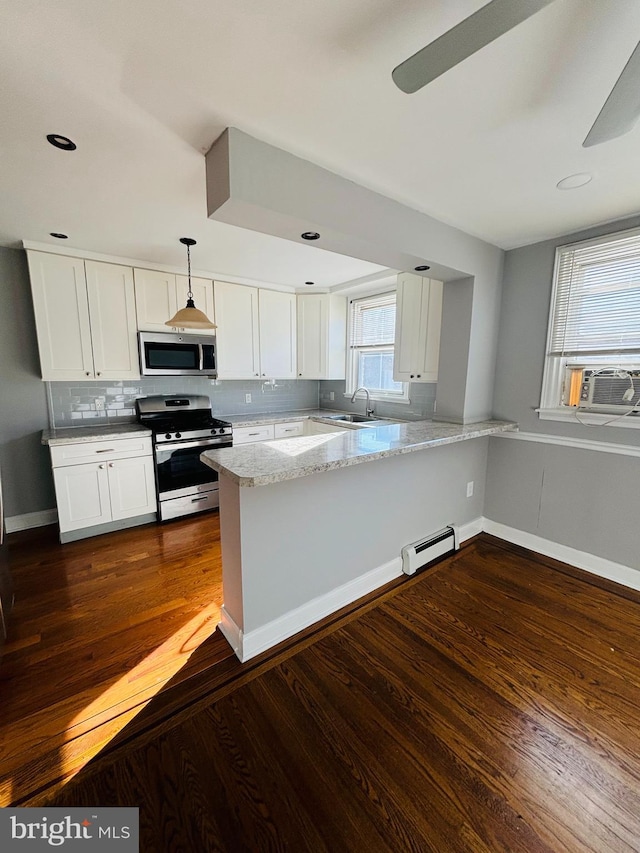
401,525,459,576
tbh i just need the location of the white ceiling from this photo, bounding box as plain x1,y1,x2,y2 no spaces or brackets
1,0,639,289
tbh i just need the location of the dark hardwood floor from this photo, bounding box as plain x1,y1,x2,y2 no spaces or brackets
48,534,640,853
0,513,231,807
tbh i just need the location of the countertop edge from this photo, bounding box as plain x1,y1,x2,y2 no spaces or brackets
204,422,518,487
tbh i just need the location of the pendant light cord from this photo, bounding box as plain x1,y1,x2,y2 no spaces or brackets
186,242,193,300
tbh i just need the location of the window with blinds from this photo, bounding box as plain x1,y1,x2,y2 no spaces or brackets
347,292,406,399
548,227,640,358
541,226,640,419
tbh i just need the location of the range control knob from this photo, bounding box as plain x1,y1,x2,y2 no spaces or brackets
175,432,182,439
165,433,171,440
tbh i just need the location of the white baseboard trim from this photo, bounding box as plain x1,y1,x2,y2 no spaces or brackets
220,515,639,664
227,557,403,663
456,517,484,543
482,518,640,592
6,509,57,534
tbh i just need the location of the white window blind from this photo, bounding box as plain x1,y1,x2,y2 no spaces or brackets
549,227,640,357
350,292,396,347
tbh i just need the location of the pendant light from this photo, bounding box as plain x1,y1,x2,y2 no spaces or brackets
165,237,216,329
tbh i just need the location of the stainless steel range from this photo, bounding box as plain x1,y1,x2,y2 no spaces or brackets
136,395,232,521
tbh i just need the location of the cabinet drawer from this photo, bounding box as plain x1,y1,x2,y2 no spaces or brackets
233,425,275,445
50,436,152,468
273,421,304,438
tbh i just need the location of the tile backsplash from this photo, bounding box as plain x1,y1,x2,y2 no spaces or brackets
46,378,320,428
319,380,437,421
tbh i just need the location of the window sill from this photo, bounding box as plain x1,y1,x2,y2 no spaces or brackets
537,407,640,429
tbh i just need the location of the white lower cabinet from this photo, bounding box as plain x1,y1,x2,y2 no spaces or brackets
233,425,275,445
273,421,304,438
50,436,156,540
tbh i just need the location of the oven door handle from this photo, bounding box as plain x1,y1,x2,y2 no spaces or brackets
155,438,228,453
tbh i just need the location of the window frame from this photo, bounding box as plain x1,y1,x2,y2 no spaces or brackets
345,290,409,403
539,226,640,429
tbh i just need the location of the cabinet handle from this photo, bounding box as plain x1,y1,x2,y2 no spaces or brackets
255,373,259,377
95,449,115,453
416,374,421,378
98,464,105,469
96,372,101,376
191,496,208,503
108,462,114,468
249,432,260,436
410,374,414,378
262,373,266,376
85,372,91,376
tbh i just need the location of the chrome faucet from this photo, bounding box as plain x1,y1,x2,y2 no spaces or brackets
351,386,374,417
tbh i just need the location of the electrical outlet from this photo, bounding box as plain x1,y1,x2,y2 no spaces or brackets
329,391,335,401
94,397,105,411
245,393,252,404
466,481,474,498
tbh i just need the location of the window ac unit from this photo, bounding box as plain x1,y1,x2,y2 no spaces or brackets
578,370,640,412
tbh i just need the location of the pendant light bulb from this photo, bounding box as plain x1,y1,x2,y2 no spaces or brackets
166,237,216,330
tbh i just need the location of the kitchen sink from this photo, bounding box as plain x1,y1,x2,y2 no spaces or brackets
326,413,378,423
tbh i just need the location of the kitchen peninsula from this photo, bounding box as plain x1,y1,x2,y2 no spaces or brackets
202,415,516,661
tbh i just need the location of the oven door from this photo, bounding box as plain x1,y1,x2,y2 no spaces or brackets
154,437,230,515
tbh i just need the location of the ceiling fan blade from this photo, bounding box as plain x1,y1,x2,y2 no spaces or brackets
392,0,556,94
583,40,640,147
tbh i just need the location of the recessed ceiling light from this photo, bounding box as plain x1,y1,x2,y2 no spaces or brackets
46,134,77,151
49,232,68,239
305,281,314,286
556,173,592,190
301,231,320,240
414,265,430,271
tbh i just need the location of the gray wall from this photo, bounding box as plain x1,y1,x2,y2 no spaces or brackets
486,212,640,570
492,212,640,447
223,437,489,634
0,247,54,517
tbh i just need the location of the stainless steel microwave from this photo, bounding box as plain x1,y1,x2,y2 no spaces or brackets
138,332,217,377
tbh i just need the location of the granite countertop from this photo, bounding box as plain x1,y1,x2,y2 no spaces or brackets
202,418,518,487
42,423,152,445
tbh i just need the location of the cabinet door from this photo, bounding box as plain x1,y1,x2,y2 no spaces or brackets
134,269,178,331
214,281,260,379
85,261,140,380
53,463,111,533
107,456,156,521
415,279,443,382
393,272,423,383
297,294,347,380
27,252,94,380
297,294,327,378
259,290,296,379
176,275,215,335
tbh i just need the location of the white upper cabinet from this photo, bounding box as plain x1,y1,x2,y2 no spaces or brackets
258,289,296,379
133,269,178,331
27,251,140,381
296,293,346,380
134,269,215,335
214,281,260,379
393,272,443,383
214,281,296,379
85,261,139,380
